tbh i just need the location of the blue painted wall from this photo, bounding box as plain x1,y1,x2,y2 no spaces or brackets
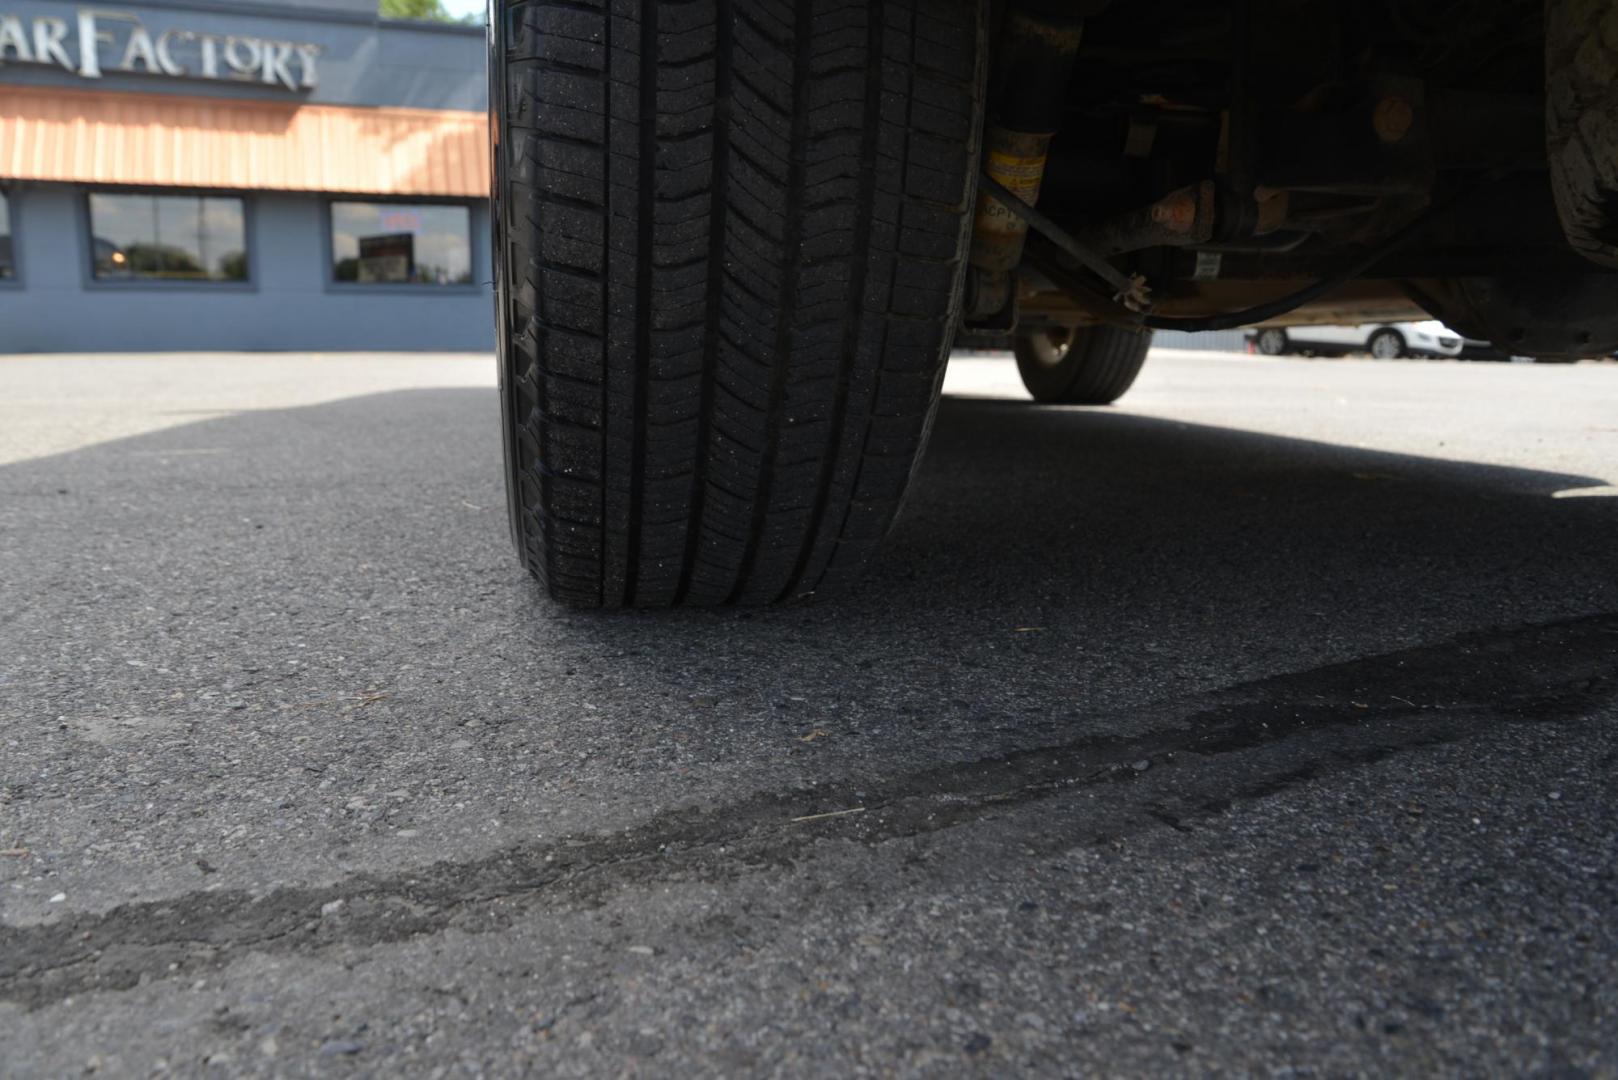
3,186,494,352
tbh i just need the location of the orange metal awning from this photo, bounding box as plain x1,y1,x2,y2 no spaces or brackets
0,84,489,197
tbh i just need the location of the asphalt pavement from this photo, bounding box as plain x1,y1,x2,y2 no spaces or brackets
2,349,1616,1076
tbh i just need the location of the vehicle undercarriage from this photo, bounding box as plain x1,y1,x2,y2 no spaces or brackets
969,0,1618,360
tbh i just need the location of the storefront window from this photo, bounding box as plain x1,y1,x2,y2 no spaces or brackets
330,202,473,285
0,192,13,280
89,194,248,282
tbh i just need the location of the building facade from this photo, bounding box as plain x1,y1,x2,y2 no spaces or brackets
0,0,492,351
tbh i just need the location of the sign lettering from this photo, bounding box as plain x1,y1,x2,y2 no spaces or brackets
0,8,321,89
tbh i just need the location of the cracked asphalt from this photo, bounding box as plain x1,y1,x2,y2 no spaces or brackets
2,349,1616,1077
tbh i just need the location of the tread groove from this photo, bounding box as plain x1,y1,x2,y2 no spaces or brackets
724,0,813,604
808,0,919,597
625,1,657,607
777,0,883,603
596,3,612,607
674,0,731,605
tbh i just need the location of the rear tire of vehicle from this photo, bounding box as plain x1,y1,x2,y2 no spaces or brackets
1368,328,1405,359
1547,0,1618,268
1255,328,1288,356
492,0,987,607
1013,325,1152,405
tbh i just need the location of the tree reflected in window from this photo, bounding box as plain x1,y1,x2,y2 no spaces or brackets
89,194,247,282
0,193,14,280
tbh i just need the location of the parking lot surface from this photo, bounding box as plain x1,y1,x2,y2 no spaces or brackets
3,350,1616,1076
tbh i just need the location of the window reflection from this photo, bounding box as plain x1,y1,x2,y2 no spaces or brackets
89,194,248,281
330,201,472,285
0,193,13,280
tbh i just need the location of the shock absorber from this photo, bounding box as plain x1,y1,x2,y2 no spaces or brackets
965,7,1086,326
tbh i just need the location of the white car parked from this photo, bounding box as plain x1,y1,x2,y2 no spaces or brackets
1250,321,1465,359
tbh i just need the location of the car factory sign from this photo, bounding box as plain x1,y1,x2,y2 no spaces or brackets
0,8,321,89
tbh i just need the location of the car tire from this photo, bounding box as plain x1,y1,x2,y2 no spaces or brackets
1255,328,1288,355
492,0,987,607
1013,325,1152,405
1368,328,1406,359
1547,0,1618,268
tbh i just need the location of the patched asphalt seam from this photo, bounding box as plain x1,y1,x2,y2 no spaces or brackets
2,613,1614,1010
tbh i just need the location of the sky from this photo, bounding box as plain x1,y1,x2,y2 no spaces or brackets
439,0,485,21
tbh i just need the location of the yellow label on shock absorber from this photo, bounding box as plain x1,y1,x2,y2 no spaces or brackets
971,129,1053,272
985,149,1048,202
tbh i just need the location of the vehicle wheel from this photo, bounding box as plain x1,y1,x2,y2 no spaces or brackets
1368,328,1406,359
1255,328,1288,355
1013,325,1152,405
493,0,987,607
1547,0,1618,268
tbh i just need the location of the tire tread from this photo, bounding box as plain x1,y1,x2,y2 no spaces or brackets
1014,326,1152,406
1547,0,1618,268
498,0,984,606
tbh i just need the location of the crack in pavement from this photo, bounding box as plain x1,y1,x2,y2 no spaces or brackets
3,613,1614,1011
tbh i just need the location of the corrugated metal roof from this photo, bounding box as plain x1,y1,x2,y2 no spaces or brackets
0,85,489,197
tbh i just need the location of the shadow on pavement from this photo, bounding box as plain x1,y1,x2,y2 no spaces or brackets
5,386,1614,779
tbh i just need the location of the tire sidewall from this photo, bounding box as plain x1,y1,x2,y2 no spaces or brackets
488,0,526,554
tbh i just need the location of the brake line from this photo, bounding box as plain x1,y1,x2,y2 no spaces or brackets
979,170,1494,333
977,174,1144,305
